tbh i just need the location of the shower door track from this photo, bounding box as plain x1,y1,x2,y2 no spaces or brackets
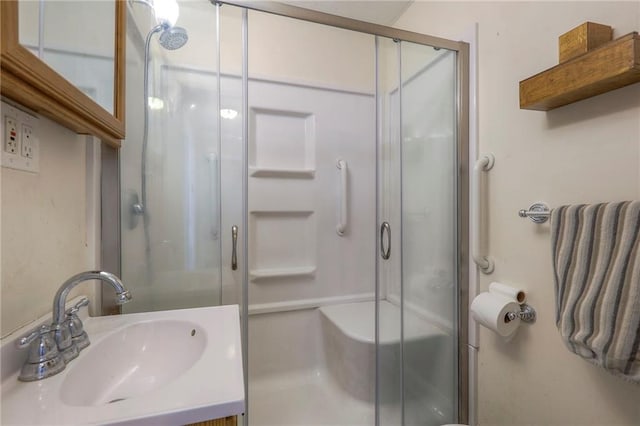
215,0,464,51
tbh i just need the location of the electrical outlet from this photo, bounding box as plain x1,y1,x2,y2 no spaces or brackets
4,115,19,154
1,100,39,173
21,124,34,158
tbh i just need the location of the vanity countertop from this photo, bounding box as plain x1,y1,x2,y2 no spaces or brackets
1,303,245,425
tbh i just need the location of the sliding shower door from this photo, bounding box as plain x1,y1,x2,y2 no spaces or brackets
377,38,464,425
376,35,403,426
119,1,242,313
401,42,460,425
241,9,378,425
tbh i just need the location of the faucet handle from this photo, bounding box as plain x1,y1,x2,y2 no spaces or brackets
64,300,91,351
66,297,90,315
16,324,51,349
17,324,66,382
15,325,61,365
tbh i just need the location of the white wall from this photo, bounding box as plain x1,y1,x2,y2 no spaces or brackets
393,2,640,425
1,103,100,337
161,1,375,91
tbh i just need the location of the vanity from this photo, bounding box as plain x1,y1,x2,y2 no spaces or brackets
1,300,245,425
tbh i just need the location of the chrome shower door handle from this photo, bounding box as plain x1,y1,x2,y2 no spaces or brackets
380,221,391,260
231,225,238,271
336,159,348,236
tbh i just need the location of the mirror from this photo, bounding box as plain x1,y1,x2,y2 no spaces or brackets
0,0,125,146
19,0,116,114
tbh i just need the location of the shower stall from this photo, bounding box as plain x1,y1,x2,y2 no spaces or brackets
110,1,469,424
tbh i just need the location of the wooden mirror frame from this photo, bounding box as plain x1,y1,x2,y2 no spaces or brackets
0,0,125,147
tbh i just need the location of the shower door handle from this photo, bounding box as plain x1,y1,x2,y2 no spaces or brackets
336,159,348,236
231,225,238,271
380,222,391,260
208,152,219,239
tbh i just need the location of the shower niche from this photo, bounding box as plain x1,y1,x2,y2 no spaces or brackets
249,107,316,178
249,211,316,282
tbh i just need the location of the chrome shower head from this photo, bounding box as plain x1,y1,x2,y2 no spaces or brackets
159,26,188,50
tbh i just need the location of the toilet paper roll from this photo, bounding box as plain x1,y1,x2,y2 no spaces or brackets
471,292,521,337
489,282,526,305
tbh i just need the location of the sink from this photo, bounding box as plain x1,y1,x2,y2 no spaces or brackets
61,320,207,407
1,304,244,425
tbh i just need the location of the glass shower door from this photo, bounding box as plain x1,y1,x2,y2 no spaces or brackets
376,35,402,426
378,38,460,426
242,8,378,426
400,42,458,426
120,1,238,313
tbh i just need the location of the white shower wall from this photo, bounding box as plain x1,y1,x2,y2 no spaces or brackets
124,68,378,312
247,80,376,310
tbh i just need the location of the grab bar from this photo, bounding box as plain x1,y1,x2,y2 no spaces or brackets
336,159,348,236
207,152,219,239
472,154,495,274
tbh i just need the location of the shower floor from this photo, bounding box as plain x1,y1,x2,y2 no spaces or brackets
249,368,374,426
248,368,446,426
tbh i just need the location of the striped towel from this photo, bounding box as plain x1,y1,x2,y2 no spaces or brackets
551,201,640,383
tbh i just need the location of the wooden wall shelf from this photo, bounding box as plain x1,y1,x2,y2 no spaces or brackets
520,32,640,111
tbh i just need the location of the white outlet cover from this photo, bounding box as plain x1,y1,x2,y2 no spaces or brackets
1,101,39,173
21,124,34,158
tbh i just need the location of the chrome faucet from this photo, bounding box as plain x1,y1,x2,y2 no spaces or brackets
52,271,131,328
16,270,132,381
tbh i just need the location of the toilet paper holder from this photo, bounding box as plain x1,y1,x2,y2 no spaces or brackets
505,304,536,323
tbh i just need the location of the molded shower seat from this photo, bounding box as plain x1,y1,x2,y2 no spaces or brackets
319,300,451,403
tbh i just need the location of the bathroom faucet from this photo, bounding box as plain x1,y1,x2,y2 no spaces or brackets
51,271,131,362
52,271,131,327
16,270,131,381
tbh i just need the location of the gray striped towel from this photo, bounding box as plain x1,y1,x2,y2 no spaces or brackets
551,201,640,383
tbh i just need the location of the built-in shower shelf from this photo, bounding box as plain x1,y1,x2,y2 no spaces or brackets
249,266,316,282
249,168,315,179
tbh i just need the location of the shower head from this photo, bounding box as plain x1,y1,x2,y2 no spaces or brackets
159,26,188,50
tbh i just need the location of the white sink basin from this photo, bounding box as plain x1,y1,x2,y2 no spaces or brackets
61,320,207,407
1,304,244,425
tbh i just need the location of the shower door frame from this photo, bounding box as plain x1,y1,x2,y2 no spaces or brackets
101,1,470,422
219,1,471,423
